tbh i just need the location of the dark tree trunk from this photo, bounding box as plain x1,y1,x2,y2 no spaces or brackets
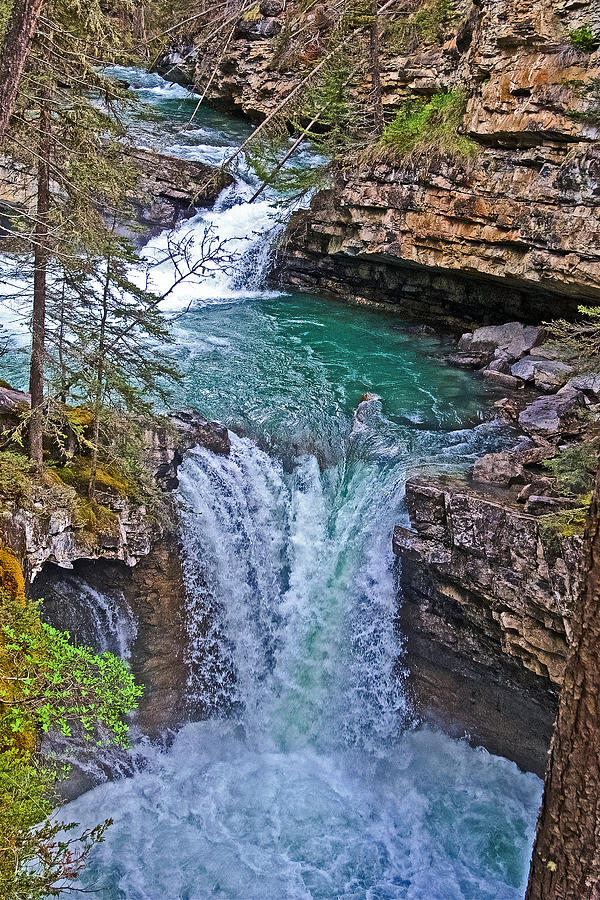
28,89,51,469
88,257,110,500
526,469,600,899
369,0,384,136
0,0,45,143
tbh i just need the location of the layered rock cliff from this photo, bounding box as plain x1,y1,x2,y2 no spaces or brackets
279,0,600,320
394,475,582,773
158,0,599,321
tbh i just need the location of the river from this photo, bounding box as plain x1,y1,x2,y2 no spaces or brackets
37,68,541,899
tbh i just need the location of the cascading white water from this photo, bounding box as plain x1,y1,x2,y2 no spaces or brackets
50,68,544,899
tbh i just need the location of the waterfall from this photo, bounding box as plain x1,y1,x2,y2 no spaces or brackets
176,424,411,755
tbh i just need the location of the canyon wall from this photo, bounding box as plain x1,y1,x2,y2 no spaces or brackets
395,475,583,774
159,0,599,322
279,0,600,321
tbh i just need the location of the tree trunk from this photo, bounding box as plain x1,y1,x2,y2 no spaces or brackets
369,0,384,136
0,0,45,143
88,258,110,500
28,87,51,469
526,469,600,899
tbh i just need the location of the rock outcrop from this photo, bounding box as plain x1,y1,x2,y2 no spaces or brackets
0,147,231,245
394,474,584,774
278,0,599,319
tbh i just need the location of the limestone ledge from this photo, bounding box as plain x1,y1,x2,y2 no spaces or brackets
0,402,230,584
394,475,584,687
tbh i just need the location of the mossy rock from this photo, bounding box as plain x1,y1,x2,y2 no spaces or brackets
51,456,135,498
0,546,26,604
74,497,120,539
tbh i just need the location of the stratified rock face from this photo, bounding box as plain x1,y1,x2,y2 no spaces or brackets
276,0,600,320
0,486,160,585
394,475,584,774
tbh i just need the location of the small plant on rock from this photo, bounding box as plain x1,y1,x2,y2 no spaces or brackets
569,25,598,53
374,89,477,161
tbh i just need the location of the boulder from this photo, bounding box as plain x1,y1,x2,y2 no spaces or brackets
562,373,600,399
533,360,574,392
518,389,585,438
517,477,556,502
510,356,573,391
525,495,579,516
482,370,522,390
459,322,545,365
0,383,30,414
447,351,490,369
472,451,526,486
486,352,514,374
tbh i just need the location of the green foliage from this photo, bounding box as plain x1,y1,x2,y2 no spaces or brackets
567,77,600,128
1,586,141,751
377,89,476,159
412,0,456,45
569,24,598,53
548,306,600,373
0,557,142,898
543,443,598,496
384,0,457,52
539,504,590,551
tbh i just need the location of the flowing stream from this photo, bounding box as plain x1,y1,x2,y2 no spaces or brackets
43,69,542,898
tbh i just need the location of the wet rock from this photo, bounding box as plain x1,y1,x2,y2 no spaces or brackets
171,409,231,457
123,149,233,243
394,474,584,775
472,451,526,486
525,495,580,516
144,410,230,491
517,477,556,502
447,351,490,368
518,389,586,438
510,356,573,391
482,369,522,390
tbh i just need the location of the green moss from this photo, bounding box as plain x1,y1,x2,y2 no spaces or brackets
50,455,134,498
73,497,120,538
569,25,598,53
542,443,598,496
0,451,34,504
539,504,590,552
377,89,476,160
